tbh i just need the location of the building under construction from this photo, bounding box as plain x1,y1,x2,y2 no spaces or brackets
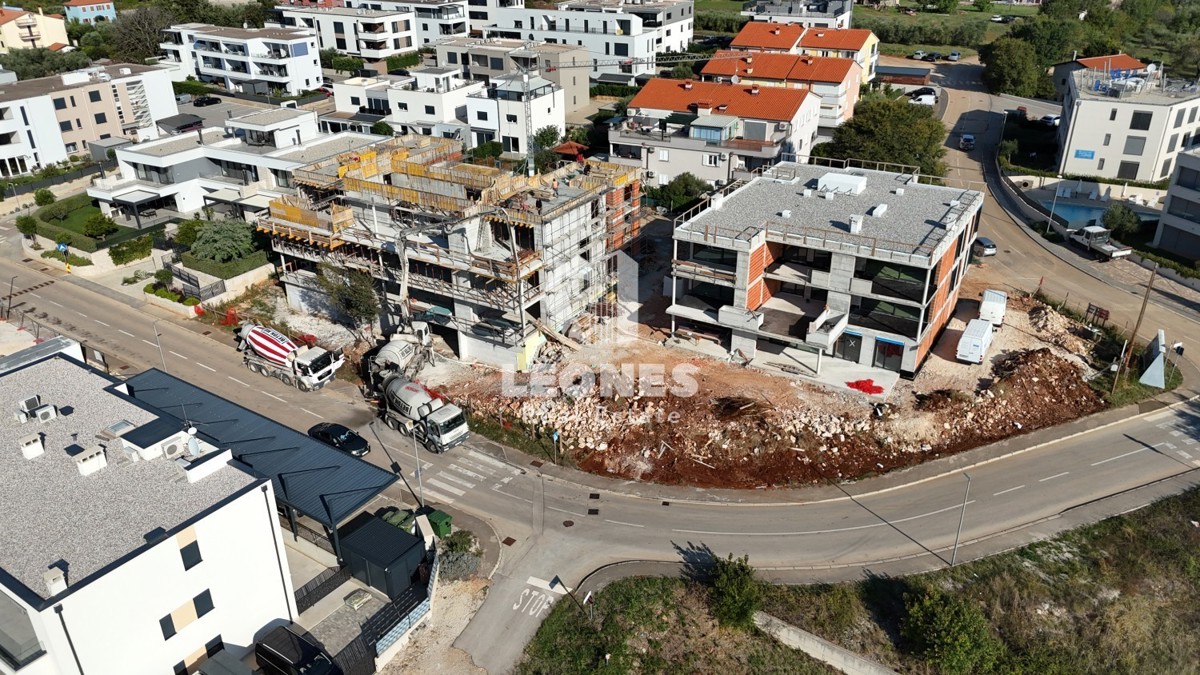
258,135,645,370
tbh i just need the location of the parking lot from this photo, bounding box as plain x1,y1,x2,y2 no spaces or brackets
176,97,262,127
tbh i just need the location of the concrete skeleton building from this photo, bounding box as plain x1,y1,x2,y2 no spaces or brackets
666,161,983,377
700,50,862,128
0,64,177,179
433,37,590,113
1056,62,1200,183
730,22,878,83
0,8,68,54
0,349,298,675
276,5,419,65
160,23,323,96
278,0,470,46
740,0,853,28
1152,147,1200,259
611,77,820,185
257,135,645,370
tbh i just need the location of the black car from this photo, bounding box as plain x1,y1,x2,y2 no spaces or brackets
908,87,937,99
923,52,942,62
193,95,221,107
308,423,370,457
256,625,341,675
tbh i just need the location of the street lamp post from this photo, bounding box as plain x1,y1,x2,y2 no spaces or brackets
151,319,168,370
412,431,425,509
4,275,16,320
1046,174,1064,234
951,473,972,567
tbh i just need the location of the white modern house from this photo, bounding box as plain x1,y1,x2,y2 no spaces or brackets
472,0,694,78
740,0,853,28
159,23,323,96
0,351,297,675
1057,63,1200,183
0,64,176,179
434,37,591,112
87,107,383,227
324,67,485,138
279,0,470,46
277,6,418,65
1152,147,1200,259
466,71,564,153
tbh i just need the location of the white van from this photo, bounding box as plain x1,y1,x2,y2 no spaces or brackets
979,289,1007,327
910,94,936,106
956,319,994,364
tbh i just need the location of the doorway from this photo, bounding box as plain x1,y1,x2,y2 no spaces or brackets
833,332,862,363
872,339,903,372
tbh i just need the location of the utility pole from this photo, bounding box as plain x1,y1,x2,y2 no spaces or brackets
1117,262,1158,387
412,431,425,509
951,473,971,567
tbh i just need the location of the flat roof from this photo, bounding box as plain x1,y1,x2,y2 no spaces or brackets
0,64,165,104
168,23,314,41
228,107,313,128
124,369,398,529
273,132,382,163
679,162,983,259
1071,67,1200,105
281,5,411,16
0,356,257,603
876,64,931,77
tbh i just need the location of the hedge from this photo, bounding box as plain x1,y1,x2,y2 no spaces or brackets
41,250,92,266
1001,158,1170,191
180,249,270,280
173,80,218,96
590,83,641,98
109,235,154,266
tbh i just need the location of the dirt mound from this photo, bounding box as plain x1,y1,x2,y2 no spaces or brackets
1028,304,1092,356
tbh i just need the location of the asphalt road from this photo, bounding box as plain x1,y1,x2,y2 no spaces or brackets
0,63,1198,672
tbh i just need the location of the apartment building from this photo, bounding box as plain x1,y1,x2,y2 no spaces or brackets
0,8,69,53
258,135,645,370
160,23,322,96
64,0,117,25
611,78,820,184
323,67,485,137
465,71,564,153
1151,148,1200,259
0,351,297,674
1056,63,1200,183
1050,52,1144,101
0,64,177,179
278,0,470,46
701,50,861,128
666,162,983,377
88,107,382,227
277,6,417,65
434,37,590,112
473,0,694,78
741,0,853,28
730,23,877,83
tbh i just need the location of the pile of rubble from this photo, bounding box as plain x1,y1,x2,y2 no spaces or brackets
1028,303,1093,357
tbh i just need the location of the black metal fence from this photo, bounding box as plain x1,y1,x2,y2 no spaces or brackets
295,566,351,613
333,636,375,675
5,160,117,196
161,252,227,301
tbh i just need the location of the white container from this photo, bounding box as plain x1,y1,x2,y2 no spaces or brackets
979,289,1008,327
956,319,994,364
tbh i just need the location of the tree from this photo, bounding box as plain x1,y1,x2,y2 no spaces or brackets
370,121,394,136
531,125,562,173
15,215,37,239
319,48,339,70
928,0,958,13
901,589,1003,675
331,55,365,74
1102,202,1141,237
818,98,947,176
83,213,119,238
39,201,72,223
647,172,711,211
154,268,174,288
190,219,256,263
709,553,760,630
665,61,695,79
80,30,110,60
973,0,993,12
110,6,176,63
981,37,1043,98
1179,38,1200,80
0,48,91,80
33,189,55,207
316,263,380,332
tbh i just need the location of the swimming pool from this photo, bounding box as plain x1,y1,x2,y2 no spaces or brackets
1040,200,1159,229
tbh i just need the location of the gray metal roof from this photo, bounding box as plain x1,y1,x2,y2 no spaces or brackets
342,516,422,567
123,369,397,528
875,65,931,77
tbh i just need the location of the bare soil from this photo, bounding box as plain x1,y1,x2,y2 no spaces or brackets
379,578,489,675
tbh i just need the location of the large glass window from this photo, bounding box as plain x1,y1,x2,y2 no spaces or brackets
1168,195,1200,224
1117,161,1140,180
1123,136,1146,155
1176,166,1200,191
1130,111,1153,130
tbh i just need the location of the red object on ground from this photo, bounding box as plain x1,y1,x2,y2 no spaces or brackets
847,379,884,395
298,334,318,348
193,306,205,316
221,308,239,326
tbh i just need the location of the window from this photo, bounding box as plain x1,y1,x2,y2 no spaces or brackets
1117,161,1140,180
76,119,82,129
59,121,71,132
65,142,77,153
1168,195,1200,224
94,112,107,124
614,42,628,57
1191,107,1198,124
1177,165,1200,191
1130,111,1152,130
1098,158,1105,170
160,615,176,640
333,21,345,32
1186,133,1193,148
447,52,457,64
398,102,408,111
1169,134,1178,152
88,90,101,103
1122,136,1146,155
425,105,434,114
180,541,202,570
1102,133,1111,146
505,114,516,123
335,37,346,50
69,96,75,107
658,149,668,161
204,635,224,657
350,96,360,105
53,97,66,110
1162,158,1173,177
173,661,187,675
1109,108,1117,121
194,590,214,618
489,57,502,70
1176,109,1185,128
476,110,487,120
703,154,719,167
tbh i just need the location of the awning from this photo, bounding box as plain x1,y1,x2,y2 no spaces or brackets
203,188,242,204
238,194,274,210
664,112,699,125
157,113,204,134
595,73,635,85
114,190,160,207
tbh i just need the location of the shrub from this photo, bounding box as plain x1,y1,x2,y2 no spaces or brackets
108,235,154,266
33,188,55,206
174,219,203,248
183,297,201,306
38,201,72,223
180,249,270,279
709,553,761,630
172,80,215,96
143,282,156,294
190,219,256,263
154,268,174,287
442,529,477,555
385,52,421,70
439,550,480,581
41,250,91,266
155,287,182,302
901,589,1004,675
15,215,37,237
82,213,119,238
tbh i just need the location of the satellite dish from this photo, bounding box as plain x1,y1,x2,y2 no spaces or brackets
730,74,740,84
1146,63,1158,73
186,426,197,436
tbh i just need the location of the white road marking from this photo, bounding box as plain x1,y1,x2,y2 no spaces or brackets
93,319,110,327
446,463,486,481
437,472,476,489
227,376,250,387
604,519,645,528
672,500,976,536
1039,471,1070,482
261,390,287,403
1091,448,1147,466
169,351,188,360
75,311,88,318
118,329,135,337
454,457,494,475
468,450,510,470
27,292,40,298
1185,439,1198,446
420,490,455,504
49,300,63,307
526,576,569,595
197,362,216,372
425,478,465,496
141,339,157,347
302,408,322,418
993,485,1025,496
491,485,533,504
1177,450,1193,460
1171,430,1184,437
547,505,586,518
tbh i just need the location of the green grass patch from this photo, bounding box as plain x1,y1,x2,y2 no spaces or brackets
180,250,270,280
878,43,978,58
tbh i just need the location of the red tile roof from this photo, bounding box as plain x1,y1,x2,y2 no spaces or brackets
1075,53,1145,71
702,50,857,84
730,22,804,51
628,78,813,122
47,42,68,51
0,9,29,26
798,28,873,51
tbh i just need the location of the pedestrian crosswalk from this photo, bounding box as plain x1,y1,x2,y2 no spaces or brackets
410,448,521,505
1156,417,1200,467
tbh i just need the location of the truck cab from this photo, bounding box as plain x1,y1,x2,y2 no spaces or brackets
424,404,470,452
293,346,345,390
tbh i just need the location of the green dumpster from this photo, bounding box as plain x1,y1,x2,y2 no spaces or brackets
428,510,452,538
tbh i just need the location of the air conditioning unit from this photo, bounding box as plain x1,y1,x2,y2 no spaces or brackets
645,171,655,178
14,411,30,424
36,405,58,423
19,396,40,413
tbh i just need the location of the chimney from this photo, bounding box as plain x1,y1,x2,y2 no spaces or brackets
43,568,66,597
772,27,781,35
19,434,43,459
683,79,693,90
849,214,864,234
750,84,760,95
779,209,791,218
74,445,107,477
871,203,888,217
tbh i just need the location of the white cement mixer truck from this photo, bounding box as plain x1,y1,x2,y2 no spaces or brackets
235,323,345,391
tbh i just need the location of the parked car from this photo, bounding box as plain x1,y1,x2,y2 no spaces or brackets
910,94,937,106
308,423,370,457
174,93,193,104
255,625,341,675
910,50,927,60
1002,14,1017,23
947,51,961,61
923,52,941,62
317,87,333,97
193,95,221,107
959,133,975,151
321,75,334,86
991,14,1005,21
1041,114,1061,127
973,236,998,257
908,87,937,99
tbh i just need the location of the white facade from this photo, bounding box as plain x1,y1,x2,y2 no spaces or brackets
160,23,323,96
327,68,485,138
473,0,694,77
278,6,417,62
434,37,592,113
309,0,470,46
741,0,853,28
1057,65,1200,183
466,72,564,153
1152,148,1200,260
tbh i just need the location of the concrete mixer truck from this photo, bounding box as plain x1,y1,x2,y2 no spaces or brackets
235,322,345,391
